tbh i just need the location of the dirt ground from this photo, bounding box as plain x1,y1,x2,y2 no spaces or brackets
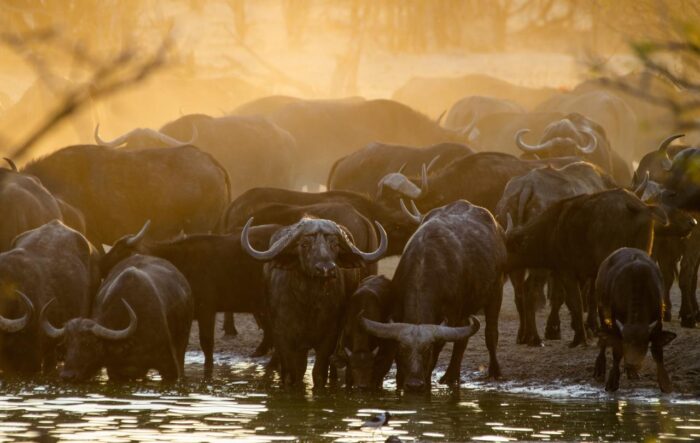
188,256,700,395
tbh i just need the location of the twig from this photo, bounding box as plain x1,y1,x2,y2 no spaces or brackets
3,32,172,160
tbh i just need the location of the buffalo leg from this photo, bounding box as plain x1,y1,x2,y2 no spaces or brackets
562,275,586,347
199,313,216,376
440,339,467,386
584,281,598,338
657,250,677,322
523,271,546,346
651,343,672,393
252,312,273,357
223,312,238,336
593,342,607,381
605,343,622,392
679,233,700,327
510,269,527,344
485,288,503,379
545,274,564,340
313,333,338,389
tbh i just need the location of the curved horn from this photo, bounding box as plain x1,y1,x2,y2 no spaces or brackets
360,317,408,340
91,299,137,340
155,125,198,147
40,297,64,339
426,155,442,172
634,171,650,198
94,124,134,147
432,316,480,342
339,221,388,262
126,220,151,246
397,162,407,174
240,217,300,261
515,129,550,152
658,133,684,154
0,290,34,333
576,127,598,154
400,199,422,225
615,319,624,333
3,157,17,171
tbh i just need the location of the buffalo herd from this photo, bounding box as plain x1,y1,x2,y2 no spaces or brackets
1,72,699,394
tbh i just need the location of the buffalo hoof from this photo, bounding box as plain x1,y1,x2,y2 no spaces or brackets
658,372,673,393
439,372,461,386
544,326,561,340
605,376,620,392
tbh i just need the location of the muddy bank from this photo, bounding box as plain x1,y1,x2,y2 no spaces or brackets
188,256,700,395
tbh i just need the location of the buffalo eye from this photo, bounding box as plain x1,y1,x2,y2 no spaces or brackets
326,236,340,251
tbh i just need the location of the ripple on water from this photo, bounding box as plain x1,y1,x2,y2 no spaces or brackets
0,354,698,442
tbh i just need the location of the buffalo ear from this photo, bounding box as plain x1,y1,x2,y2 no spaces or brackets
647,204,669,226
653,330,677,347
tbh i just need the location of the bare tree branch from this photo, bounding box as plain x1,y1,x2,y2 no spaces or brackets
1,30,173,160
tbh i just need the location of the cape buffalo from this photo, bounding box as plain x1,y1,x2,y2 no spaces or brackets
391,74,559,118
221,201,381,337
506,189,668,347
535,90,638,162
327,141,473,197
337,275,394,390
222,188,416,257
45,254,193,382
97,114,297,194
241,217,387,388
515,113,632,185
443,96,524,132
377,152,579,214
0,162,63,251
265,98,469,187
0,220,99,374
100,221,281,374
495,162,616,345
467,111,565,153
23,144,230,247
593,248,676,392
634,134,686,185
363,200,506,391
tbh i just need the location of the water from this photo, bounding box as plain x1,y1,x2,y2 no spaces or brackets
1,355,699,442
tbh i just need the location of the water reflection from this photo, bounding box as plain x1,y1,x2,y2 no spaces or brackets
0,356,698,442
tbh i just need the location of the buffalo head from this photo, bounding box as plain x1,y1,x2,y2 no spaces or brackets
41,298,137,381
516,115,599,158
344,346,379,389
241,217,387,278
361,316,480,392
99,220,151,278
